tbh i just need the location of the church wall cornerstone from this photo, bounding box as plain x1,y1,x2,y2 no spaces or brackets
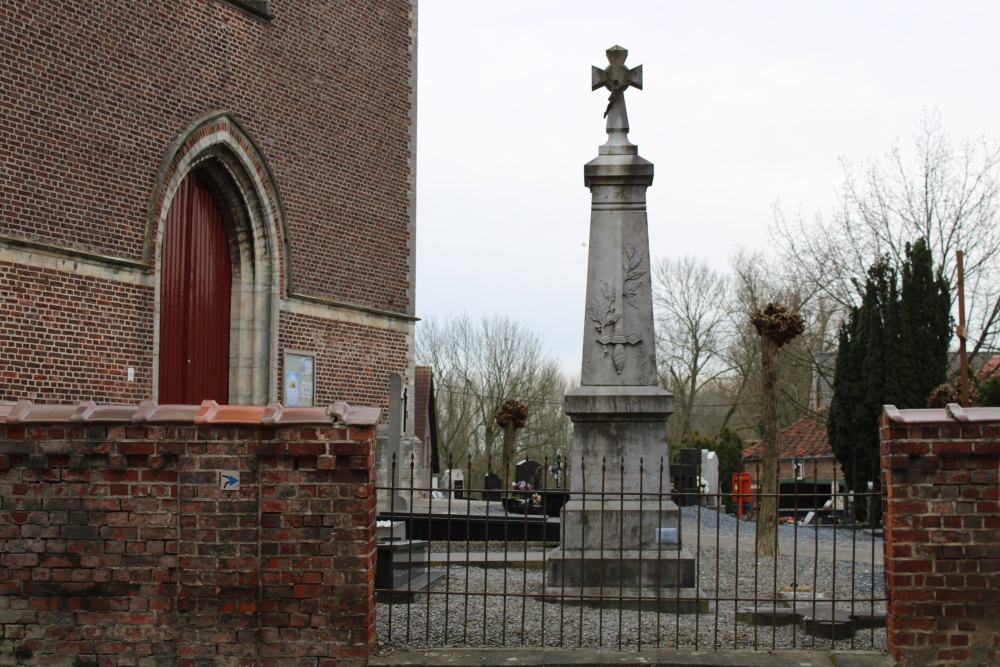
0,400,380,667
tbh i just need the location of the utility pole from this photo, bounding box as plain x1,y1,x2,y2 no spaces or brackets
957,251,969,405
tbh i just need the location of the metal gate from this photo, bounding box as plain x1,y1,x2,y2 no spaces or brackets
375,455,885,653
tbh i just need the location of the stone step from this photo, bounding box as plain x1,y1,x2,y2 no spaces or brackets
736,603,886,640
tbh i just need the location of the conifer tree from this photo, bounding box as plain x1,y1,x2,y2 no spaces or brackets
828,260,897,499
898,238,952,407
827,238,951,521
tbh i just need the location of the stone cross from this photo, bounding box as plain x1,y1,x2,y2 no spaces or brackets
591,45,643,133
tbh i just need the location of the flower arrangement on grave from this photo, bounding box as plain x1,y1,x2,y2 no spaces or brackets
512,481,533,492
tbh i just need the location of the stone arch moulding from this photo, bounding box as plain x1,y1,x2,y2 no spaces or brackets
147,110,289,405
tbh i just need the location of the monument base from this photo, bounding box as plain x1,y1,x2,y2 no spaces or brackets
544,546,705,613
545,490,704,613
559,498,683,551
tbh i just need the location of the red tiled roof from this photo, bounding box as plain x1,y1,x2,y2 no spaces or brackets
741,415,834,460
978,354,1000,380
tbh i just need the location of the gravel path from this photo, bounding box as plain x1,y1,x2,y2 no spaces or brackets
375,507,886,654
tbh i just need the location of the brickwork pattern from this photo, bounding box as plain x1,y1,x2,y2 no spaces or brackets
0,259,414,406
0,401,379,667
0,0,413,311
881,406,1000,667
279,310,410,412
0,262,154,403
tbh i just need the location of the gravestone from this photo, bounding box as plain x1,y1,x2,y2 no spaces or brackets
671,448,700,506
515,459,542,488
545,46,701,611
376,373,432,512
700,449,719,507
442,468,465,499
482,471,502,502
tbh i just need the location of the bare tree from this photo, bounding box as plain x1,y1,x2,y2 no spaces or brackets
652,256,733,439
773,110,1000,360
415,314,569,482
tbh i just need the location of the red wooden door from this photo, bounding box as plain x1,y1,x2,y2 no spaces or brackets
158,172,232,404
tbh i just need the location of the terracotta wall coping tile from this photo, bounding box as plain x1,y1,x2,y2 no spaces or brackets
71,401,140,422
0,399,381,427
883,403,1000,424
330,401,381,426
6,400,76,424
262,402,333,425
193,401,267,424
133,401,201,423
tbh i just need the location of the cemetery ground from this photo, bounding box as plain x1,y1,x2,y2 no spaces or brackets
374,502,886,655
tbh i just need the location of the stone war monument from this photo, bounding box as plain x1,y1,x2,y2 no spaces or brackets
545,46,701,611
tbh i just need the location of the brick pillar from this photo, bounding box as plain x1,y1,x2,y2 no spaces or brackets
257,424,378,667
881,404,1000,667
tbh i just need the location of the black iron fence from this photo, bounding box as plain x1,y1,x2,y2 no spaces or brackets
374,455,885,653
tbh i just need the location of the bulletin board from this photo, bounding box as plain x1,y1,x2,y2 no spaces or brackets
283,349,316,407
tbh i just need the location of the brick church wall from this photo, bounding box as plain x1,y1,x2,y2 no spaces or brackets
278,311,411,410
0,400,380,667
0,0,416,407
0,263,154,403
881,404,1000,667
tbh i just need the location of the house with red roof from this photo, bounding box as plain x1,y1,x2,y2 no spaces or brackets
740,414,847,518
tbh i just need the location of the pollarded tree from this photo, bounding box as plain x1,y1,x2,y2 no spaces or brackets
495,398,529,495
719,250,828,440
751,303,804,558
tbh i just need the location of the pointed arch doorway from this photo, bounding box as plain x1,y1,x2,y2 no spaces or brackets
152,112,284,406
158,171,233,404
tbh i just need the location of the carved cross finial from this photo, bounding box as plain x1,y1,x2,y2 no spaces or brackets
592,45,643,122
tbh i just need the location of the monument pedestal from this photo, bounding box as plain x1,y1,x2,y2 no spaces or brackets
545,386,703,612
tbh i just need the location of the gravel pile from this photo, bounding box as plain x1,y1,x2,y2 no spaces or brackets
376,506,885,654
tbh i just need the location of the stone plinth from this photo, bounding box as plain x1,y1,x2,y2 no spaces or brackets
545,386,701,611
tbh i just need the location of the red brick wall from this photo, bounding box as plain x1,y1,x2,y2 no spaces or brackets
881,405,1000,667
279,311,410,411
0,262,415,406
0,262,154,403
0,0,413,308
0,400,380,667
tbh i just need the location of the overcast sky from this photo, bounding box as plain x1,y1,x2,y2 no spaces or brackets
414,1,1000,374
